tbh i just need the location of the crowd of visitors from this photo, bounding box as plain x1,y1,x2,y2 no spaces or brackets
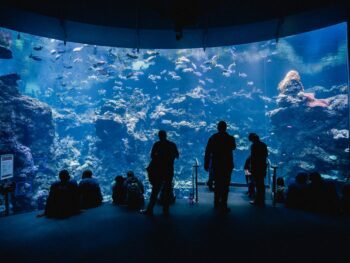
284,171,345,214
36,121,349,218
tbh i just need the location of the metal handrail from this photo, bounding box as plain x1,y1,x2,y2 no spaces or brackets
270,164,278,207
191,158,199,203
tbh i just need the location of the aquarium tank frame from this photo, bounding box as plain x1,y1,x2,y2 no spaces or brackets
0,1,350,215
0,1,349,49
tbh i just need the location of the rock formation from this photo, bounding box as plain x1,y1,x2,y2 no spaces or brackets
0,74,55,211
267,71,349,179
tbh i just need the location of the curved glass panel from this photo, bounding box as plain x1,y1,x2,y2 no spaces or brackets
0,23,348,213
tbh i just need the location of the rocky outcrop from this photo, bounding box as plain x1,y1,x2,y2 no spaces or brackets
0,74,55,212
267,71,349,179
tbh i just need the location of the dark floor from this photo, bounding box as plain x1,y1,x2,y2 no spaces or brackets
0,187,349,263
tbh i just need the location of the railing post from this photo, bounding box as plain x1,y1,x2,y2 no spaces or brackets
194,158,199,203
271,165,278,207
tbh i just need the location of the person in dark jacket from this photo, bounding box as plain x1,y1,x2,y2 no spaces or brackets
112,175,126,205
141,130,179,216
124,171,144,209
78,169,103,209
248,133,268,206
204,121,236,213
285,172,309,209
38,170,80,218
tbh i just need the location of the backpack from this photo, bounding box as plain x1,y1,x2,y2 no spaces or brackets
126,179,144,209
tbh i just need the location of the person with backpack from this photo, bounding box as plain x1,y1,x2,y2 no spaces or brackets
124,171,144,210
112,175,127,205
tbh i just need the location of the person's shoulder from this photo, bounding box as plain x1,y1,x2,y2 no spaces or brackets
227,133,235,140
51,181,61,188
69,179,78,187
210,133,220,140
168,140,177,147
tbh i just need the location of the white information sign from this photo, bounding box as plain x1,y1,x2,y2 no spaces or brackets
1,154,14,180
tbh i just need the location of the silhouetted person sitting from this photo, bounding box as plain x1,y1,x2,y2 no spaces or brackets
341,183,350,215
78,170,103,209
141,130,179,216
38,170,79,218
323,180,340,214
204,121,236,213
124,171,144,210
276,177,286,203
244,155,255,198
112,175,126,205
285,172,308,209
248,133,268,206
307,172,326,212
307,172,339,214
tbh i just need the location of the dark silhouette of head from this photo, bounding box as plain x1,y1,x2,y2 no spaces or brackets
127,171,135,178
82,169,93,179
158,130,167,141
309,172,322,184
217,121,227,133
277,177,285,186
295,172,308,185
248,133,260,142
59,170,70,183
115,175,124,184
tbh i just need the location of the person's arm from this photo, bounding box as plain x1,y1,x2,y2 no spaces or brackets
97,184,103,204
151,142,157,160
232,136,236,150
204,137,212,172
173,143,179,159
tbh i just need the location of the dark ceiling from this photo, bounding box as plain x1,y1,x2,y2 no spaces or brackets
0,0,349,48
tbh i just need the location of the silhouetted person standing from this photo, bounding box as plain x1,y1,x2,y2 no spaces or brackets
141,130,179,215
204,121,236,213
248,133,268,206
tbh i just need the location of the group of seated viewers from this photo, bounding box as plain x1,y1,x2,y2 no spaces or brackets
273,172,350,215
38,169,350,218
38,169,147,218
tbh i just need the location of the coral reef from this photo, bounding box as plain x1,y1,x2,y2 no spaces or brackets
0,74,55,211
268,71,349,179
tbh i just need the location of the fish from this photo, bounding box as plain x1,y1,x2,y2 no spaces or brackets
73,58,83,63
146,50,159,56
33,45,43,51
145,55,156,62
239,72,247,78
183,68,193,73
73,46,84,52
126,53,138,59
29,53,42,61
206,78,214,83
63,65,73,69
92,60,106,67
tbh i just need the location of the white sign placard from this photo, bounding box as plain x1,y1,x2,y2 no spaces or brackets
1,154,14,180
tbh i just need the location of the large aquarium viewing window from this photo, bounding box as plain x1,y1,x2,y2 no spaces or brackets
0,23,349,213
